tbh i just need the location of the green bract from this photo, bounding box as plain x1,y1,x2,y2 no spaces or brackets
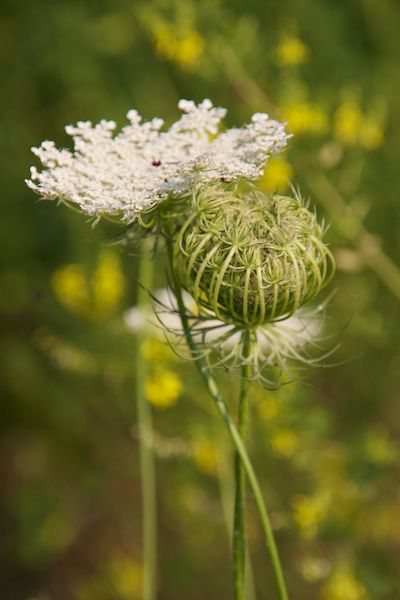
173,184,335,328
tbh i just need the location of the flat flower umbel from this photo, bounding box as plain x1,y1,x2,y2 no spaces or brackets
26,99,290,223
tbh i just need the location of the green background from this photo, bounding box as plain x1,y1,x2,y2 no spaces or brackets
1,1,400,598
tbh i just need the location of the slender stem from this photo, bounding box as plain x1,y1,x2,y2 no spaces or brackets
233,331,252,600
136,237,157,600
214,418,256,600
167,240,289,600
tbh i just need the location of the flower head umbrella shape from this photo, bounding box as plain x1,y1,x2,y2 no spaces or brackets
26,99,290,223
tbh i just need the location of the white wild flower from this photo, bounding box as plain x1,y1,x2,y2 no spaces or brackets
26,99,289,222
124,288,325,385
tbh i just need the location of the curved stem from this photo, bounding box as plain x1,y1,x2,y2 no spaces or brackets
167,239,289,600
136,237,157,600
233,331,252,600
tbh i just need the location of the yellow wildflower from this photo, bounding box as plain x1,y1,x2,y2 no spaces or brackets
271,428,299,457
140,338,173,363
151,21,204,69
292,491,330,539
108,557,142,599
51,250,124,319
283,102,328,135
77,558,142,600
145,369,182,408
257,395,280,421
334,93,384,149
364,429,398,465
175,32,204,68
359,119,383,150
193,439,218,476
334,98,364,146
259,157,293,192
321,564,369,600
52,264,89,316
93,250,125,314
275,35,309,67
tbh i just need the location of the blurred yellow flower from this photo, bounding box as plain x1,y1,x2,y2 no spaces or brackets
78,557,142,600
145,369,182,408
334,96,384,149
334,99,364,146
257,395,280,421
275,35,309,67
52,250,125,319
271,428,298,457
259,157,293,192
321,563,369,600
193,439,218,476
92,250,125,313
52,264,89,315
359,119,384,150
108,557,142,598
151,21,204,69
283,102,328,135
140,338,174,363
292,491,330,539
176,32,204,68
364,429,398,465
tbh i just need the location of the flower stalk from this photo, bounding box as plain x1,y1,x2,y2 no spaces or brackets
233,330,253,600
136,237,157,600
167,238,289,600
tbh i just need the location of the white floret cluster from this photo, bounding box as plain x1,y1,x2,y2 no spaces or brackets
124,288,323,383
26,99,290,222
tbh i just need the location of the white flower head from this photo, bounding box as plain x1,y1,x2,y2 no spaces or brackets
26,99,290,223
124,288,327,387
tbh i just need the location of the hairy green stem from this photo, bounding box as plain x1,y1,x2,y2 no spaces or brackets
136,237,156,600
167,239,289,600
233,332,252,600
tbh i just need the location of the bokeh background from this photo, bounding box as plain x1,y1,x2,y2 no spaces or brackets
1,1,400,599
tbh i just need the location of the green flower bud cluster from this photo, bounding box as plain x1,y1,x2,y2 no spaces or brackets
173,184,335,328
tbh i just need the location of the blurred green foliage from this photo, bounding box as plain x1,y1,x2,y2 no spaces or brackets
1,0,400,599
